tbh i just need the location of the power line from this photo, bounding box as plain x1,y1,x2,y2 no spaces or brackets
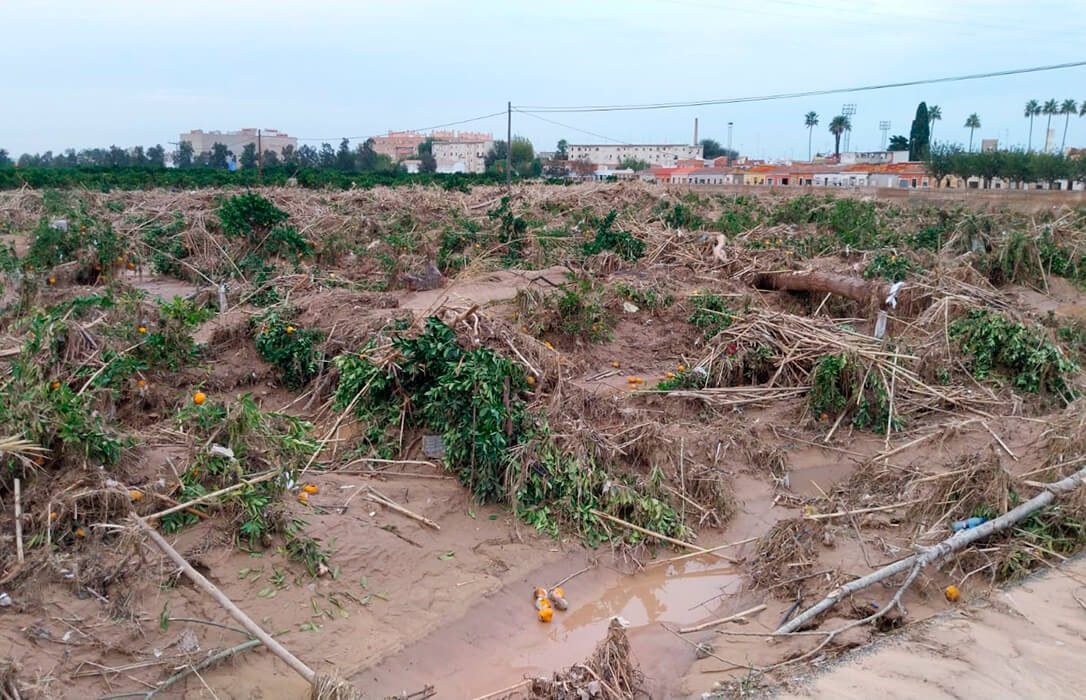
515,59,1086,113
513,110,631,145
294,110,506,143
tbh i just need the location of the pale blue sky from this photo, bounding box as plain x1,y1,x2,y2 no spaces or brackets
4,0,1086,159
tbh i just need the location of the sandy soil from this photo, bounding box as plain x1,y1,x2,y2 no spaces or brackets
778,555,1086,700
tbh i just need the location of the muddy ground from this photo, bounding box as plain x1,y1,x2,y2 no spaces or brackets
1,183,1085,698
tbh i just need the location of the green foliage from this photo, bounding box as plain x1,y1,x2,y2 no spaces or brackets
487,196,528,264
617,157,650,171
909,101,930,161
165,396,329,573
436,227,480,274
218,192,310,258
688,291,735,339
141,212,189,277
715,195,765,235
807,352,900,433
809,354,850,418
659,200,706,230
0,166,508,192
951,309,1077,401
582,210,644,261
520,275,614,342
335,318,527,503
612,281,673,311
863,252,919,282
254,310,323,389
218,191,288,237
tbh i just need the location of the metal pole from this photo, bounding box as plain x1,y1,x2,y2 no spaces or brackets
257,129,263,184
506,101,512,188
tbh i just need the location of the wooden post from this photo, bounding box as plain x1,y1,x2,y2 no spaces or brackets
14,478,23,563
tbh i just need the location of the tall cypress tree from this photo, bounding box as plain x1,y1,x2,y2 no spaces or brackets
909,102,930,161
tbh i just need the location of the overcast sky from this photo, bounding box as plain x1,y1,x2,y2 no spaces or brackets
4,0,1086,160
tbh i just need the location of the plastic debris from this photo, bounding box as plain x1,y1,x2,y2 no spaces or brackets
951,516,986,531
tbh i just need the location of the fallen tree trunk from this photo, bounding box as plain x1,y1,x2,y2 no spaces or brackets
755,270,889,307
776,464,1086,634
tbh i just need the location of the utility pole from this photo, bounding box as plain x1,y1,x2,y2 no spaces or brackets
506,101,512,188
727,122,734,154
257,129,263,184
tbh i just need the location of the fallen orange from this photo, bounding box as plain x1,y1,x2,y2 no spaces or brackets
303,484,319,494
130,490,143,501
945,585,960,602
193,391,206,405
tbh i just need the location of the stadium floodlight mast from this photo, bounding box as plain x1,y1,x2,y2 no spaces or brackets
842,103,857,151
879,120,891,150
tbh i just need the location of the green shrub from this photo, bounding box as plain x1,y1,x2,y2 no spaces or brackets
951,309,1077,401
254,310,323,389
688,290,735,339
582,210,644,261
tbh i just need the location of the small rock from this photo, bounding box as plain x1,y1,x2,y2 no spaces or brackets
179,629,200,653
208,444,235,461
823,530,836,547
695,641,714,659
49,219,68,232
622,301,639,313
0,592,12,607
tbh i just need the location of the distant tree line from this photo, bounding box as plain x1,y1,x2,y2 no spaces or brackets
925,143,1086,189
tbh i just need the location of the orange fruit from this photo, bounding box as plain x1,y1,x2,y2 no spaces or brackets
329,272,335,278
298,492,309,504
75,528,85,537
49,511,58,520
553,586,564,598
945,585,960,602
538,606,553,622
303,484,319,494
286,326,294,334
48,277,56,285
127,262,135,270
116,256,123,263
678,364,685,372
138,326,147,334
533,587,547,600
526,375,535,386
819,413,829,422
137,379,146,387
611,362,619,368
130,490,143,501
667,372,676,378
193,391,206,405
34,456,44,465
51,381,61,390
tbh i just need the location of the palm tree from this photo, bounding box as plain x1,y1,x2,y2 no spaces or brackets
1042,99,1059,151
804,111,819,161
964,113,981,151
928,105,942,143
1025,100,1041,151
1060,99,1078,152
828,115,850,157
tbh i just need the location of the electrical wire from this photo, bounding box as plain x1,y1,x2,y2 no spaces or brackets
294,110,506,143
515,59,1086,113
513,110,631,144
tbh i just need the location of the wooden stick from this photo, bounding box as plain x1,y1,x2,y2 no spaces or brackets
806,499,922,520
678,603,767,633
551,565,592,589
982,421,1019,461
365,487,440,530
589,509,704,551
649,536,759,566
471,679,530,700
144,471,279,521
778,463,1086,634
14,478,23,563
133,516,317,685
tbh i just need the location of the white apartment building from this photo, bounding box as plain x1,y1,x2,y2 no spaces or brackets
566,143,703,166
433,132,494,174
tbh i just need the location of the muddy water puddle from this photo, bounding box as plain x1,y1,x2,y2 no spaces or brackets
359,555,741,697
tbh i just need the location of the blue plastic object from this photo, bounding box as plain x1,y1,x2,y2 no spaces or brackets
951,516,987,531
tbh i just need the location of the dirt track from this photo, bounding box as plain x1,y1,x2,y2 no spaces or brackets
779,556,1086,699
